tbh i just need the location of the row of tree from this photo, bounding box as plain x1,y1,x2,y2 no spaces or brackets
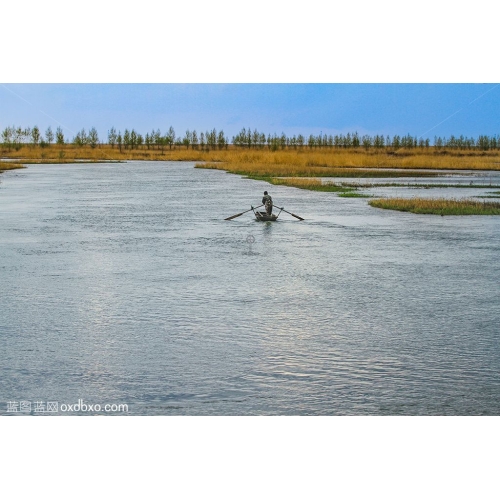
2,125,500,152
106,127,230,152
1,125,66,149
233,129,500,151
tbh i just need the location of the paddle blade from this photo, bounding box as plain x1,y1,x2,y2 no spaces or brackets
278,207,304,221
225,212,244,220
225,205,262,220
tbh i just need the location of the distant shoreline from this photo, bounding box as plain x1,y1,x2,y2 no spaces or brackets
0,162,25,171
3,150,500,216
3,144,500,172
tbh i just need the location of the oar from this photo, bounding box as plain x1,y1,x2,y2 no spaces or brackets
225,205,263,220
275,206,304,221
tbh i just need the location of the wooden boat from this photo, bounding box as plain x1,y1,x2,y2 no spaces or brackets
254,211,279,221
225,205,303,222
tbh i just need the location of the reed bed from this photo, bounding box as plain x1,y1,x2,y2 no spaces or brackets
337,192,373,198
4,145,500,171
195,148,500,170
0,145,212,163
340,182,500,189
369,197,500,215
0,162,25,170
266,177,354,193
196,162,443,178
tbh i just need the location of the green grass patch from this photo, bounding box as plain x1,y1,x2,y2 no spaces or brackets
195,162,443,178
267,177,355,193
290,169,442,178
338,192,373,198
226,173,356,193
340,182,500,189
369,197,500,215
407,184,500,189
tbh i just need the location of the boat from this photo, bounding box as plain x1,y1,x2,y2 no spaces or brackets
254,211,279,222
225,204,303,222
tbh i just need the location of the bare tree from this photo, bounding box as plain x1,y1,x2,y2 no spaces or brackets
167,126,175,150
45,126,54,145
183,130,192,149
191,130,198,150
2,126,13,149
108,127,117,148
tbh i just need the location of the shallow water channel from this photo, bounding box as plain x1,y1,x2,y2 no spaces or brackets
1,162,499,415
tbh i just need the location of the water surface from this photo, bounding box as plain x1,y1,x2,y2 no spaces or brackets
1,162,499,415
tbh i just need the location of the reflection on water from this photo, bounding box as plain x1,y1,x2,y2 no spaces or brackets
1,162,499,415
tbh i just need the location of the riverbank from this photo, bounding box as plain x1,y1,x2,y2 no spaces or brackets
0,162,26,171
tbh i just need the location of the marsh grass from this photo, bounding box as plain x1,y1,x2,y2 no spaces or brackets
196,162,443,178
266,177,355,193
0,162,26,170
1,145,211,163
194,149,500,171
369,197,500,215
338,192,373,198
191,149,500,172
5,145,500,171
338,182,500,189
407,183,500,189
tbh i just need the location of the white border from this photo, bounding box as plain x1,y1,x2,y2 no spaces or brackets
2,417,498,499
1,1,498,82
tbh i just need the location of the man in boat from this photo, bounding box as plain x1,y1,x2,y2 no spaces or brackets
262,191,273,215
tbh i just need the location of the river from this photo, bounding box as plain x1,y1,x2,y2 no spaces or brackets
1,162,499,415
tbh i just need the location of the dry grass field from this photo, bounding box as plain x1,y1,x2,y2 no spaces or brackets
3,145,500,173
199,149,500,171
0,162,26,170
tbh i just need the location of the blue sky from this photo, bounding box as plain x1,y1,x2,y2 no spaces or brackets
1,84,499,141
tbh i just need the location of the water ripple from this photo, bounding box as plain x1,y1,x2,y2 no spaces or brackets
1,162,499,415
